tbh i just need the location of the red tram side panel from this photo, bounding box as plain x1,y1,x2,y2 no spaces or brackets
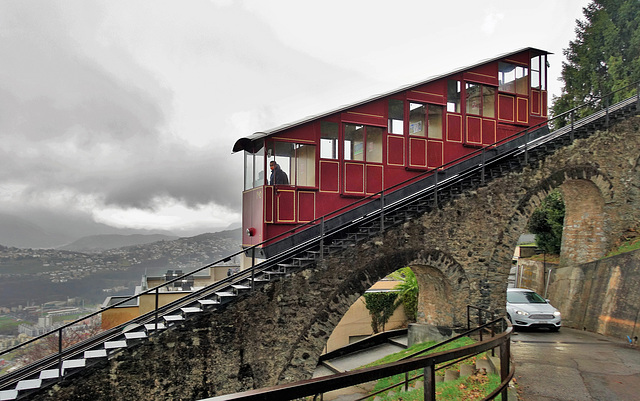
234,48,550,253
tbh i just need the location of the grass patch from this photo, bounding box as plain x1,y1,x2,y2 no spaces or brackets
607,236,640,257
358,337,475,370
356,337,504,400
371,372,502,401
0,315,22,335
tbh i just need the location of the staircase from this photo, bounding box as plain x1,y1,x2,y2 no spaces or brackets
0,91,638,400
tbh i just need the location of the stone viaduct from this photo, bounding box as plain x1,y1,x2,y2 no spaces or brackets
36,115,640,400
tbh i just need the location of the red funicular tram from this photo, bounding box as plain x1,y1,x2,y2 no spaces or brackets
233,48,550,258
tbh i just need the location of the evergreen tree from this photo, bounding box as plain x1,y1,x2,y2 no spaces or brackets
552,0,640,125
528,190,565,254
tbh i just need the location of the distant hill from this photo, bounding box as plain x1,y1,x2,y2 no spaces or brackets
0,214,73,249
58,234,180,253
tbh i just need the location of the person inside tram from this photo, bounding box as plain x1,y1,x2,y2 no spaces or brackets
269,160,289,185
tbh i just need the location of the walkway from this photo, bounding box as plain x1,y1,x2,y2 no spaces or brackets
511,327,640,401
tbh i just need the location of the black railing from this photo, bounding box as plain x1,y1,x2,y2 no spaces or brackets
1,80,638,394
202,316,512,401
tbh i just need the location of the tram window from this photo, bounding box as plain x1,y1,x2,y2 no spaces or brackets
428,105,444,139
483,86,496,118
388,99,404,135
409,103,426,136
466,83,481,115
320,121,339,159
530,55,547,90
367,126,383,163
344,124,382,163
244,151,254,190
447,80,461,113
344,124,365,161
243,142,265,190
466,83,496,118
253,147,264,187
268,141,316,187
410,103,444,139
499,62,528,95
272,142,294,184
541,56,547,90
295,143,316,187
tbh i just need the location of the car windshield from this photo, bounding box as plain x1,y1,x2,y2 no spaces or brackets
507,291,547,304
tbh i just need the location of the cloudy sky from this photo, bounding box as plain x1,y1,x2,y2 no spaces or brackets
0,0,591,237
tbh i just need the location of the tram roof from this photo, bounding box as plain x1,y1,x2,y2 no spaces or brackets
232,47,550,153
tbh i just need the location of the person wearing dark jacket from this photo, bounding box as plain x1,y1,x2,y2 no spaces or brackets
269,161,289,185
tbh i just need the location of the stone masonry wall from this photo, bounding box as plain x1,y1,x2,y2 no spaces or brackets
523,249,640,340
35,115,640,400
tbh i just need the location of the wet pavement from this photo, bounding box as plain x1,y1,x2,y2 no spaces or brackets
511,327,640,401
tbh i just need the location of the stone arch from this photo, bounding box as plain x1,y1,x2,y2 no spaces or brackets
406,249,470,329
497,164,614,268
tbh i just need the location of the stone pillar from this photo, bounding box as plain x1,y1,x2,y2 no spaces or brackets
560,180,607,265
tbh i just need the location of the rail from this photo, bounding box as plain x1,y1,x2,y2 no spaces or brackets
202,316,512,401
1,80,638,395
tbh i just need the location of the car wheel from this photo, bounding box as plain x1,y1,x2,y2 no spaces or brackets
550,326,560,332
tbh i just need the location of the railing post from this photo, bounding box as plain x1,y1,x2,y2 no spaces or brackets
320,217,325,261
637,82,640,111
155,288,159,331
481,148,486,186
251,247,256,292
500,336,511,401
58,327,63,378
433,171,438,209
524,130,529,165
404,371,409,392
466,305,471,331
605,96,609,129
570,110,575,141
424,363,436,401
380,190,385,234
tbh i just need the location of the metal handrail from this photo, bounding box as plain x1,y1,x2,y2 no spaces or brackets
202,317,513,401
1,80,638,390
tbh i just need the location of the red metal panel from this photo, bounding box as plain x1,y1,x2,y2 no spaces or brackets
498,94,515,122
464,63,499,86
341,99,386,127
264,186,274,224
427,140,443,169
517,97,529,124
409,137,427,168
276,189,296,223
446,114,462,143
503,51,530,65
272,122,317,143
387,135,404,166
407,81,446,105
344,162,365,195
466,116,482,145
497,124,519,143
482,119,496,145
542,91,548,117
531,90,541,115
297,191,316,222
366,164,383,194
319,160,340,193
242,187,264,247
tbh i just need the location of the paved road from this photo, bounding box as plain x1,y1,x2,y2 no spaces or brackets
511,327,640,401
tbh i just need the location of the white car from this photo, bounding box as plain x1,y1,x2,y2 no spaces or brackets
506,288,561,331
